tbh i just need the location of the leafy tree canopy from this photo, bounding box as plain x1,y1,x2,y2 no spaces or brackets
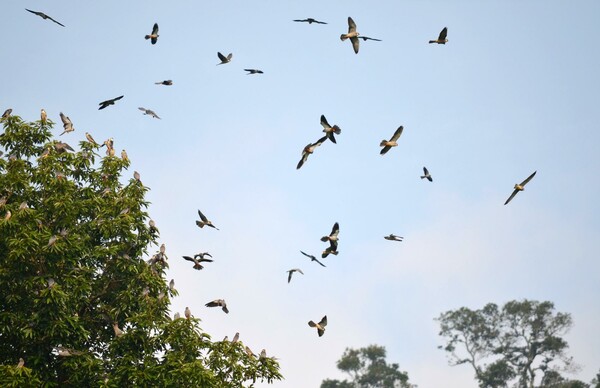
0,114,282,387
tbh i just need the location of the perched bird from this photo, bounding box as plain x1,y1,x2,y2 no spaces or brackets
245,346,255,357
300,250,326,267
169,279,175,291
429,27,448,44
113,322,124,337
297,135,328,169
232,332,240,343
286,268,304,283
174,312,181,320
244,69,264,75
121,149,128,161
102,137,114,150
205,299,229,314
25,9,65,27
293,18,327,24
17,358,24,368
4,211,12,221
98,95,124,110
55,347,83,357
40,109,47,124
340,17,360,54
320,115,341,144
155,80,172,85
358,36,382,41
2,109,12,118
321,246,339,259
138,107,161,119
380,126,404,155
47,235,58,247
421,167,433,182
149,219,159,235
85,132,99,145
260,349,267,359
160,243,166,255
217,52,233,65
185,306,191,319
504,171,537,205
321,222,340,250
182,253,213,270
18,202,28,211
384,234,404,242
59,112,74,135
134,171,141,181
196,209,219,230
145,23,159,44
308,315,327,337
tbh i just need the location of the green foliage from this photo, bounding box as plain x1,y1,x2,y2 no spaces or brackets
437,299,578,388
0,115,282,386
321,344,412,388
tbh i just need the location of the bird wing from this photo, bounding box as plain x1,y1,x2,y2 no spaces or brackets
504,189,519,205
300,251,314,259
226,53,233,61
182,256,196,263
113,95,124,102
520,171,537,186
297,153,308,169
314,258,326,267
319,315,327,327
217,52,227,62
330,222,339,236
380,146,391,155
314,135,328,147
138,107,147,112
423,167,429,176
350,37,359,54
390,126,404,141
47,15,65,27
439,27,448,41
152,23,159,35
320,115,331,129
197,209,208,222
347,17,356,33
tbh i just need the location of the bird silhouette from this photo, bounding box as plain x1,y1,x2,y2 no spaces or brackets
244,69,264,74
155,80,173,85
359,36,382,42
504,171,537,205
321,222,340,250
205,299,229,313
308,315,327,337
380,126,404,155
138,107,161,119
145,23,159,44
300,250,326,267
196,209,219,230
320,115,341,144
384,234,404,242
297,136,328,169
25,9,65,27
429,27,448,44
293,18,327,24
421,167,433,182
98,95,124,110
59,112,74,135
340,17,360,54
182,253,213,270
286,268,304,283
217,52,233,65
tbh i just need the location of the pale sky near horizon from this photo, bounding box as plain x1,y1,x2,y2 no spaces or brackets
2,1,600,387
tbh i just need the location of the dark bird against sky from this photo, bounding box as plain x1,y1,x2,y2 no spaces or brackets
145,23,159,44
98,95,124,110
380,126,404,155
504,171,537,205
340,17,360,54
25,9,65,27
429,27,448,44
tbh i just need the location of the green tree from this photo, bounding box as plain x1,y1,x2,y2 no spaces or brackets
0,114,282,386
321,344,412,388
437,299,579,388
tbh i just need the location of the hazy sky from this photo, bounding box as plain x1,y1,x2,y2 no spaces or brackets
3,1,600,386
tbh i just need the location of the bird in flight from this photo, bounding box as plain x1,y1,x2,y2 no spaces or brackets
321,246,339,259
138,107,161,119
2,109,12,118
155,80,172,85
145,23,159,44
308,315,327,337
59,112,74,135
286,268,304,283
244,69,264,75
320,115,341,144
384,234,404,242
340,17,360,54
25,9,65,27
300,251,326,267
293,18,327,25
421,167,433,182
196,209,219,230
504,171,537,205
358,36,382,42
429,27,448,44
297,135,328,169
98,95,124,110
321,222,340,248
182,253,213,270
380,126,404,155
217,52,233,65
206,299,229,314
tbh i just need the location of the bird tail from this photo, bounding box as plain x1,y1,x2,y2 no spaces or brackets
195,221,205,228
428,40,436,44
320,236,329,242
145,35,151,40
332,125,341,135
380,140,388,146
420,176,426,179
340,34,348,41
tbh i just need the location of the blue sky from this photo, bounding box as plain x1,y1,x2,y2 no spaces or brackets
3,0,600,386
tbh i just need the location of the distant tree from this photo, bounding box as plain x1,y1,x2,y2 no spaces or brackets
0,114,282,386
436,299,580,388
590,369,600,388
321,344,412,388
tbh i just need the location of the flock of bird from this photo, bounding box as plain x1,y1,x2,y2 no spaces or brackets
2,7,540,369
